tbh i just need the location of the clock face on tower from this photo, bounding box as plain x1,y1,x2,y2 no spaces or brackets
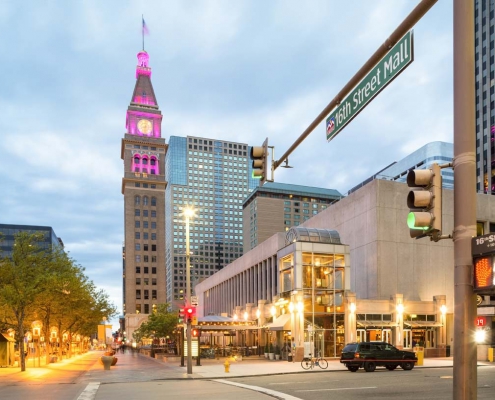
137,119,152,135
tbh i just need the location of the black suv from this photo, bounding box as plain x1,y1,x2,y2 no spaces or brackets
340,342,417,372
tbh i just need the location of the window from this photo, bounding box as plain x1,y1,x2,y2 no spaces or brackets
136,290,141,299
135,232,140,239
152,278,157,285
151,222,156,229
143,196,149,206
144,304,149,314
144,267,149,274
136,304,141,313
143,221,149,229
135,255,141,262
136,278,141,285
143,233,149,240
152,245,157,251
151,197,157,206
152,267,157,274
151,233,156,240
135,266,141,273
135,244,140,251
135,221,140,228
144,278,149,285
135,209,140,217
144,256,149,262
151,256,156,262
144,290,149,300
151,210,156,217
143,210,148,217
152,290,157,300
144,244,149,251
135,195,140,205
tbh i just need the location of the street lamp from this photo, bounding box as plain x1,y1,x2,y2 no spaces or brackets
440,305,447,346
183,206,195,375
396,303,404,348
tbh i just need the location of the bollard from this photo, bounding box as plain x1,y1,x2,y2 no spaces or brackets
488,348,494,362
224,359,230,373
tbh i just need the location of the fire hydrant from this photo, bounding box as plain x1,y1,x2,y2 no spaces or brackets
224,359,230,373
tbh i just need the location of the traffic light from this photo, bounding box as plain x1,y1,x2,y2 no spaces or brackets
191,328,199,338
185,306,196,323
406,163,442,240
178,308,185,324
251,138,269,185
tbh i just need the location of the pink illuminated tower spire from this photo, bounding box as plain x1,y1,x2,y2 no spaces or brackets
125,50,162,137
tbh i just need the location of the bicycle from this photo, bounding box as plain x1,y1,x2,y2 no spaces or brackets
301,352,328,370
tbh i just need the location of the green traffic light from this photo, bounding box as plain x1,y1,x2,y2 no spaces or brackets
407,212,429,230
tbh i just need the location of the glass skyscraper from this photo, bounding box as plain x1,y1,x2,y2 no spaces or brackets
475,0,495,192
165,136,258,306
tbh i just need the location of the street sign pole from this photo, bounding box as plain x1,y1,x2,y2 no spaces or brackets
453,0,477,398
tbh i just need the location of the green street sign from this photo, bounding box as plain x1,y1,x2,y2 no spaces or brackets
326,31,414,142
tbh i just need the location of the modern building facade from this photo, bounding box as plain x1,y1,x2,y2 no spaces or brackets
242,182,343,253
121,51,167,337
348,141,454,194
164,135,258,307
0,224,63,257
475,0,495,193
195,178,495,359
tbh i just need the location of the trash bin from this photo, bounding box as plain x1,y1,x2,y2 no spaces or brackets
287,353,293,362
446,345,451,357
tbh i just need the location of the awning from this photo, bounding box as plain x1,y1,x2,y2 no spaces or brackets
357,321,398,328
198,325,259,331
266,313,292,331
404,321,443,328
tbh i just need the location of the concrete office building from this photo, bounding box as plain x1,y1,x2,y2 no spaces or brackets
195,178,495,359
164,136,258,307
121,51,167,338
475,0,495,193
242,182,343,253
0,224,63,257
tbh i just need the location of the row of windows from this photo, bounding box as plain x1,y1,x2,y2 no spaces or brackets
135,278,157,285
134,196,157,206
135,244,157,251
135,266,156,274
135,183,157,189
135,232,157,240
134,209,157,217
135,221,157,229
136,290,157,300
135,255,157,262
283,208,316,214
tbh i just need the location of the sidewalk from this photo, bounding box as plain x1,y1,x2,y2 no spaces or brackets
1,349,491,385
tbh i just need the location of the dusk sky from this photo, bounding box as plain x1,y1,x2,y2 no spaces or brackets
0,0,452,329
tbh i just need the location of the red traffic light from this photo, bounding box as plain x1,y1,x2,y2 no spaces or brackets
192,329,199,337
185,307,195,316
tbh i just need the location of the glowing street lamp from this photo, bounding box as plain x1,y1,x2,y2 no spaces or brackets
183,206,195,375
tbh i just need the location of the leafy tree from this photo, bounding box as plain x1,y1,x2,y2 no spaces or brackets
133,304,178,344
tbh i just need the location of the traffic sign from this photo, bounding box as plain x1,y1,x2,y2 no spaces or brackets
472,233,495,256
191,296,198,306
326,31,414,142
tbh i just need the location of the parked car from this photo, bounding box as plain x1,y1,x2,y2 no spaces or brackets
340,341,417,372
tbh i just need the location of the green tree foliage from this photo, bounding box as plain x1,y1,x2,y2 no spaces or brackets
132,304,178,343
0,232,117,371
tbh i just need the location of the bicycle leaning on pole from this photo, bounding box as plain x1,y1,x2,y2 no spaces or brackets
301,352,328,370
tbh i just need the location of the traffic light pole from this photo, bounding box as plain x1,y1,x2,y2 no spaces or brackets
453,0,477,398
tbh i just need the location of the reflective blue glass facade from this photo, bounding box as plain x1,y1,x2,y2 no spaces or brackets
0,224,62,258
165,136,257,305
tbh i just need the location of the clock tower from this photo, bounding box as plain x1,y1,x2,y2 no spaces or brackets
121,51,167,339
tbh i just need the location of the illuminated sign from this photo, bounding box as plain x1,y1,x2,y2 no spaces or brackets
473,256,495,292
476,316,487,327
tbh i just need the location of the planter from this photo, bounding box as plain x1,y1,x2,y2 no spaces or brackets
101,355,114,370
264,352,268,359
275,354,280,360
268,353,275,360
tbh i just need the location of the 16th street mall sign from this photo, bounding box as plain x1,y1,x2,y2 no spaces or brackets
326,31,414,142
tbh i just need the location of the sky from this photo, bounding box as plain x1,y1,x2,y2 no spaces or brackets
0,0,453,329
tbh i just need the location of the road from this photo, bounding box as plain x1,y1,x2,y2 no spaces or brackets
0,350,494,400
227,366,495,400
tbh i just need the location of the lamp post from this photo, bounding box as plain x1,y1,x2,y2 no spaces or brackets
256,308,261,356
184,206,195,375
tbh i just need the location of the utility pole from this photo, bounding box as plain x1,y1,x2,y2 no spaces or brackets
453,0,477,399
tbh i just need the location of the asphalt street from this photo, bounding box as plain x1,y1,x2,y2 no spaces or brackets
0,350,493,400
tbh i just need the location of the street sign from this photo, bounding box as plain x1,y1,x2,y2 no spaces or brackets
190,296,198,306
472,233,495,256
326,30,414,142
476,316,487,327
